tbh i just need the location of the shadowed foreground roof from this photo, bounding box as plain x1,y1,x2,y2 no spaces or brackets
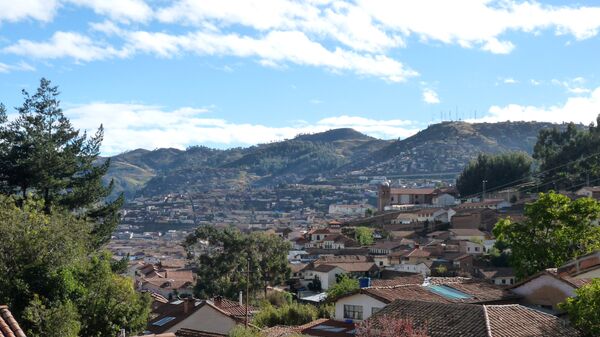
368,299,580,337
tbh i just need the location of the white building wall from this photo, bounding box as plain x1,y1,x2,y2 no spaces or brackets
334,294,387,321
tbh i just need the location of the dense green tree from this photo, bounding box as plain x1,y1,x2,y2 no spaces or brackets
533,116,600,191
560,278,600,337
186,226,291,299
0,78,123,246
355,226,374,246
326,274,359,301
0,197,151,337
456,152,532,197
253,302,319,328
493,192,600,278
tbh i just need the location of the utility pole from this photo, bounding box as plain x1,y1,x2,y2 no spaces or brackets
245,257,250,328
482,180,488,201
587,173,590,187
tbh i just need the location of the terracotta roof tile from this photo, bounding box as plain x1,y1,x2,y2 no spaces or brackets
368,300,580,337
0,305,26,337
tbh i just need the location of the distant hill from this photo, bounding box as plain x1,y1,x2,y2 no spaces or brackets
103,122,569,198
342,121,561,176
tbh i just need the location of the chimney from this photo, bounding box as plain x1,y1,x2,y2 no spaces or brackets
239,291,243,306
183,298,191,314
214,295,223,308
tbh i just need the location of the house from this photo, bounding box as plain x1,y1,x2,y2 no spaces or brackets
456,199,511,210
145,297,258,336
309,228,333,242
333,276,518,322
449,228,486,241
389,261,432,276
301,264,345,290
368,240,407,256
378,184,439,211
432,193,457,207
575,186,600,199
0,305,26,337
459,240,485,255
262,318,355,337
557,250,600,278
365,299,580,337
391,208,455,225
451,208,498,231
476,267,516,286
328,204,375,216
312,255,380,279
510,268,591,312
401,247,435,265
137,264,195,299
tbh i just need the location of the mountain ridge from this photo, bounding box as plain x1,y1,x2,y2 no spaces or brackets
104,121,570,198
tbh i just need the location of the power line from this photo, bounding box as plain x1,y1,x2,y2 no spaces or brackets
460,151,600,199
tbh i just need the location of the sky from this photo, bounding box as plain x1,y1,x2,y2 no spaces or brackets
1,0,600,155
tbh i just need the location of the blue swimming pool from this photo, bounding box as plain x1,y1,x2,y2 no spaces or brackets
426,285,472,299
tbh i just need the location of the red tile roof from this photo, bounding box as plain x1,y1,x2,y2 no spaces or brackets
390,188,438,195
368,300,580,337
0,305,26,337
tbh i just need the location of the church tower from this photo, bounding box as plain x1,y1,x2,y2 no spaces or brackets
377,181,391,212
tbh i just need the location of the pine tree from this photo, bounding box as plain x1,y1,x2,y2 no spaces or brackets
0,78,123,246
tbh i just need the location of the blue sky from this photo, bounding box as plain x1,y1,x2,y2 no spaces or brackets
1,0,600,155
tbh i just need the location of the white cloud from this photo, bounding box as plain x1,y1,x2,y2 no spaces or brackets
3,31,129,62
422,88,440,104
0,61,35,73
358,0,600,53
481,38,515,54
471,86,600,124
503,78,518,84
62,103,421,155
0,0,59,23
530,79,541,86
67,0,152,23
551,77,591,95
120,29,418,82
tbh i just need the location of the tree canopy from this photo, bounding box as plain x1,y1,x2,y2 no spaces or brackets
0,78,150,337
0,197,151,337
0,78,123,246
355,226,374,246
185,226,291,299
560,278,600,337
326,274,359,302
456,152,532,197
493,191,600,278
533,116,600,191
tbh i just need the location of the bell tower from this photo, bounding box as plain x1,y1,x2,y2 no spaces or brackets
377,181,391,212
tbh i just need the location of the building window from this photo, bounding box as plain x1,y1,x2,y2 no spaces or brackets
501,279,506,285
510,278,514,285
475,247,480,252
343,305,363,320
372,307,382,315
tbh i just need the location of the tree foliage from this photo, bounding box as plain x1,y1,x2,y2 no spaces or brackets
456,152,532,197
533,116,600,191
186,226,291,299
560,278,600,337
326,274,359,301
253,302,318,328
0,78,150,336
0,197,151,337
355,226,374,246
493,192,600,278
0,78,123,246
